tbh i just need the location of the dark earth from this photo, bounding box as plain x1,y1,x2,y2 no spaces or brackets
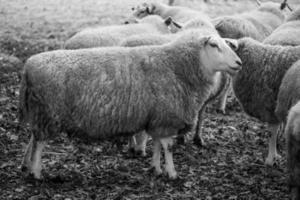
1,0,299,199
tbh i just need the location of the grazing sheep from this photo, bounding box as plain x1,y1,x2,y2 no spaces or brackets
64,15,171,49
19,30,242,179
214,1,287,41
232,37,300,165
264,8,300,46
126,2,211,24
284,100,300,200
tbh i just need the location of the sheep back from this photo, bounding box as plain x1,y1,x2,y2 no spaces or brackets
65,17,170,49
214,3,285,40
264,21,300,46
233,38,300,124
119,34,171,47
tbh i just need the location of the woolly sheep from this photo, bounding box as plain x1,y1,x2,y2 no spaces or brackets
64,15,171,50
125,2,211,24
283,100,300,200
264,8,300,46
121,32,233,150
19,30,242,179
232,37,300,166
214,1,287,41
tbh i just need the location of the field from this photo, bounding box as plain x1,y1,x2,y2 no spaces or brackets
0,0,299,199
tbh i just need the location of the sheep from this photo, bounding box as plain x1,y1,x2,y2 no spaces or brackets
232,37,300,166
121,29,233,150
283,99,300,200
263,8,300,46
64,15,172,50
214,0,288,41
19,30,242,179
125,2,211,24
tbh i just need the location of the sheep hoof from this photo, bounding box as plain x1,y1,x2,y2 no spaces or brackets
167,171,177,180
21,165,28,172
264,153,282,166
176,136,185,145
148,166,163,176
193,137,205,147
216,108,226,115
135,150,146,157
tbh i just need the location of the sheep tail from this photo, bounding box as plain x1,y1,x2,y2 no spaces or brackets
18,71,31,124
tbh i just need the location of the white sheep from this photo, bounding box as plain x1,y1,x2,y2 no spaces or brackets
121,21,232,149
214,1,288,41
233,37,300,166
64,15,171,50
19,30,242,180
282,98,300,200
125,2,211,24
264,8,300,46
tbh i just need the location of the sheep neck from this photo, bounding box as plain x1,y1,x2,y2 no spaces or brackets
162,43,215,102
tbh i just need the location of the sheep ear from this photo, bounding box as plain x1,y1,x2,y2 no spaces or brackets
146,4,155,14
225,38,238,51
204,36,212,46
255,0,261,6
280,0,293,11
164,17,182,29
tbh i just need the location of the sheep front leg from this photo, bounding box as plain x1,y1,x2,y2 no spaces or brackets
21,133,46,179
193,106,206,146
160,137,177,179
265,124,281,166
217,81,231,114
151,138,163,175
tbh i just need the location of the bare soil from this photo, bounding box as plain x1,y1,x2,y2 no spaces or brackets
0,0,298,199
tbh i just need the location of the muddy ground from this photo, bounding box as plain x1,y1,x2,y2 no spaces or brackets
1,0,299,199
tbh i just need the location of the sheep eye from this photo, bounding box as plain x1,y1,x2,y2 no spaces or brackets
226,41,237,50
209,43,218,48
131,7,135,11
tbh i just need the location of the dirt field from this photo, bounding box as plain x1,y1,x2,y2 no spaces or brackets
0,0,299,199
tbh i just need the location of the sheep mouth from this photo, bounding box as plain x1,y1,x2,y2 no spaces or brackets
229,65,241,72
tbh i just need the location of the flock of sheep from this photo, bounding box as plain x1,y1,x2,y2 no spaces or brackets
18,0,300,199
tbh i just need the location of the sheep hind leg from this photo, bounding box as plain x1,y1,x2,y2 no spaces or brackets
21,132,46,179
134,131,148,157
21,134,35,174
161,137,177,179
151,138,162,176
265,124,281,166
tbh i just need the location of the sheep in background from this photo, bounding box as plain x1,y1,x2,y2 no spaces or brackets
264,8,300,46
232,37,300,166
19,30,242,179
214,1,288,41
64,15,172,50
125,2,211,24
276,60,300,127
283,100,300,200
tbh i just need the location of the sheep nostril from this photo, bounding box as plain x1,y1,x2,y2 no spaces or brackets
124,21,129,24
236,60,242,66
